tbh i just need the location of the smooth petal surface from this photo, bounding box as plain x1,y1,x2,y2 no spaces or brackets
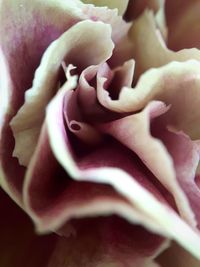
0,188,56,267
129,10,200,77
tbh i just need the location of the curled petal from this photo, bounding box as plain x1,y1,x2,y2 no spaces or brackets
98,101,196,227
152,126,200,227
96,60,200,140
11,20,114,166
22,85,200,260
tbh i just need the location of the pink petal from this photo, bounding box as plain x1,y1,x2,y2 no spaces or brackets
22,85,200,260
0,0,127,202
152,125,200,227
0,0,85,203
10,20,114,167
0,188,56,267
98,101,196,227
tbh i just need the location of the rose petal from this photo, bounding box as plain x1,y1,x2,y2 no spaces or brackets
22,84,200,260
11,20,114,167
81,0,129,16
0,188,56,267
129,10,200,77
98,101,196,227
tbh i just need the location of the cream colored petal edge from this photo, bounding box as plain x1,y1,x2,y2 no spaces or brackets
10,20,114,166
43,89,200,260
129,10,200,76
81,0,129,16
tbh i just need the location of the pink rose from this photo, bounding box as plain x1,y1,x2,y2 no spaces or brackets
0,0,200,266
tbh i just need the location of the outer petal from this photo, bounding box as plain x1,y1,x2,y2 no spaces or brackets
0,0,127,203
129,10,200,77
0,188,56,267
11,20,114,167
0,0,87,204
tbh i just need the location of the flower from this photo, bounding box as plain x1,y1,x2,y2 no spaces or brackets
0,0,200,266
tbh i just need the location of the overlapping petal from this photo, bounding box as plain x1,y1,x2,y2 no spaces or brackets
20,77,200,261
11,20,114,167
129,10,200,77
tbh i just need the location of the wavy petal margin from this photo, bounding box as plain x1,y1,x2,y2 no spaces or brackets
11,20,114,167
20,77,200,261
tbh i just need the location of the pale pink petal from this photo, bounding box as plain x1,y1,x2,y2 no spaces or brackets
23,87,169,265
22,85,200,260
0,188,56,267
152,125,200,227
11,20,114,167
129,10,200,77
0,0,86,203
24,84,169,232
98,101,196,227
165,0,200,51
81,0,129,16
